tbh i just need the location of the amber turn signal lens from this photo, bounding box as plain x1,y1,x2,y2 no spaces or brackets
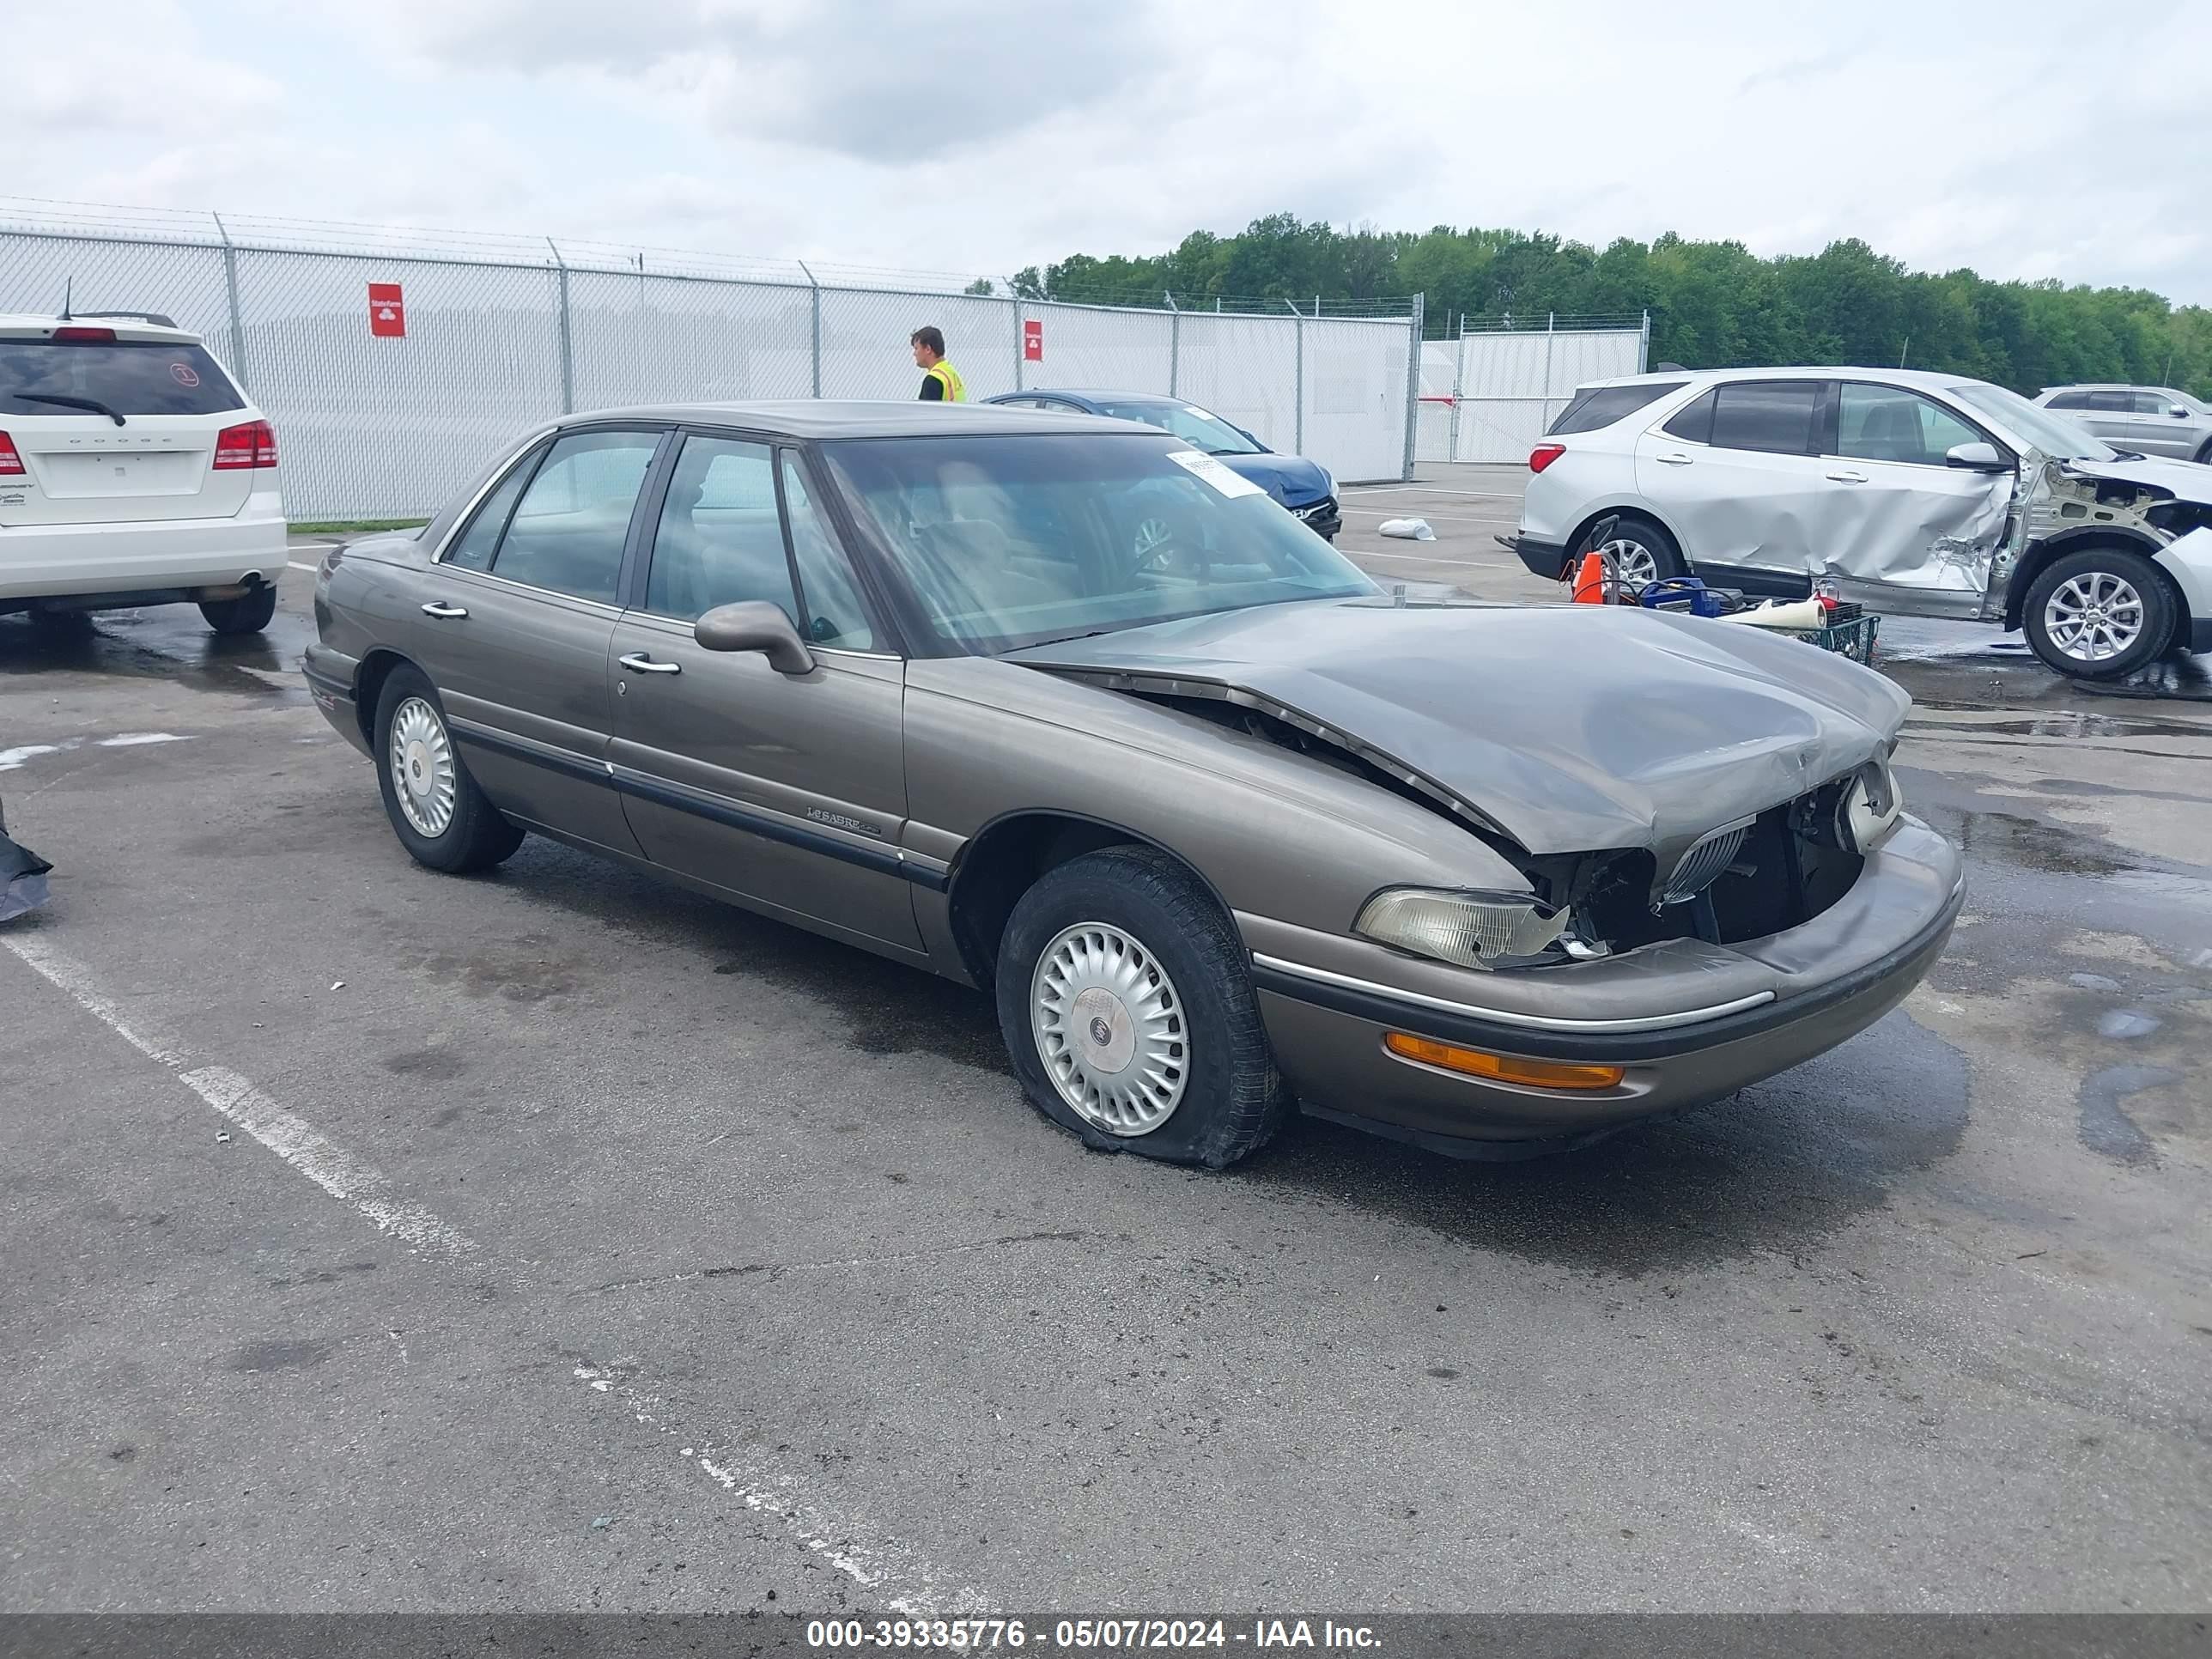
1383,1032,1625,1091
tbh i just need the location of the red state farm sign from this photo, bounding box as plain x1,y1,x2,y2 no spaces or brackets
368,283,406,338
1023,318,1043,362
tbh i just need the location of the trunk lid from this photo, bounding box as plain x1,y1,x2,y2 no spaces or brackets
1006,599,1909,855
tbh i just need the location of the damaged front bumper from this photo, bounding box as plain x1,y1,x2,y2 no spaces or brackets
1240,817,1963,1154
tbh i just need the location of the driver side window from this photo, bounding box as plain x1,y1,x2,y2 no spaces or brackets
1837,384,1980,468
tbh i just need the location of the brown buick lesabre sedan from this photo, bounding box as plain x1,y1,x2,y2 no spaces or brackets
304,402,1962,1167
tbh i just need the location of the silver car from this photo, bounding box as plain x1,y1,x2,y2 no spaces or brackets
2034,385,2212,464
305,401,1961,1168
1512,367,2212,679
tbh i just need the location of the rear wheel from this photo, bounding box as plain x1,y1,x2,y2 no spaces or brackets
1571,513,1681,590
2023,548,2178,680
994,846,1290,1169
372,666,525,872
200,586,277,635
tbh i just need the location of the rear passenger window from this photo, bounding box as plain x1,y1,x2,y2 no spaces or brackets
2045,392,2093,410
1662,389,1716,442
443,447,538,572
1709,381,1820,455
2086,391,2133,412
1547,381,1686,435
647,436,799,622
781,454,876,650
491,429,659,604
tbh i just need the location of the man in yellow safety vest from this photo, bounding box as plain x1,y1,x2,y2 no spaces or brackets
911,326,965,402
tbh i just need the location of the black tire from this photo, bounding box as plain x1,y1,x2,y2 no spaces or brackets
2021,547,2179,681
372,665,525,872
994,845,1290,1170
199,586,277,635
2193,439,2212,467
1572,513,1683,588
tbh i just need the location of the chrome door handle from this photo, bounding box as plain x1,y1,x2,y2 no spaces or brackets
420,601,469,618
1654,453,1693,466
618,653,682,675
1826,470,1869,483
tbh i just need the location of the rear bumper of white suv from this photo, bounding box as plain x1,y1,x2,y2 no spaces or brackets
0,510,288,606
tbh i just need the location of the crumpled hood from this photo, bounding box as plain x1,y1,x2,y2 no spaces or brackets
1007,600,1909,856
1216,451,1332,506
2063,452,2212,504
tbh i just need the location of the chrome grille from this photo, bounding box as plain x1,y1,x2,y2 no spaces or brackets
1662,817,1753,906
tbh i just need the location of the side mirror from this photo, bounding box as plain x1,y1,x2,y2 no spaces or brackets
1945,441,2009,473
694,600,815,675
2171,405,2191,418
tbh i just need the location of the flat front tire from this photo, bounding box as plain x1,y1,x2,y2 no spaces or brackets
994,846,1290,1169
372,666,525,872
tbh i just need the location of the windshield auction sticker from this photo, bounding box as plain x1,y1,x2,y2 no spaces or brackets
1165,449,1264,498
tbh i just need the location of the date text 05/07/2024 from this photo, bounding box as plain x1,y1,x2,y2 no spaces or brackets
805,1620,1382,1650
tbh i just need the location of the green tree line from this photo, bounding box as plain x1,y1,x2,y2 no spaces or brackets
1011,216,2212,400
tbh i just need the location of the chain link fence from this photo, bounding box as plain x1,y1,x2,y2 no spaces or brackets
1417,313,1649,464
0,202,1422,520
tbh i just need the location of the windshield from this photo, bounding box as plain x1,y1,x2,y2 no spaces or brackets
1947,381,2118,462
824,433,1375,653
1090,399,1261,455
0,339,245,418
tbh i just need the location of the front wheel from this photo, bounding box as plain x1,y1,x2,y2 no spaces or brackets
372,667,525,872
2022,549,2177,680
200,586,277,635
994,846,1290,1169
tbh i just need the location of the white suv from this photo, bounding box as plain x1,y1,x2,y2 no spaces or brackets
1509,366,2212,679
1,313,285,634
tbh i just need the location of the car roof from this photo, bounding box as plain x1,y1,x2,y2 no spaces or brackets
1573,365,1998,398
554,398,1144,439
0,313,201,344
994,389,1183,406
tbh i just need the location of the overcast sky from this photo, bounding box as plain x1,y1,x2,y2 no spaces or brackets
15,0,2211,303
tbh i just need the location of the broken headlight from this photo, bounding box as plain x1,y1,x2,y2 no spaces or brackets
1355,888,1586,971
1800,758,1904,854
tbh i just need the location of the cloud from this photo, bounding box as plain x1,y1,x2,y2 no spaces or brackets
5,0,2209,306
363,0,1158,162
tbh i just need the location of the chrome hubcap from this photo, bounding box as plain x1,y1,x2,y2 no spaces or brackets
2045,572,2145,663
1031,922,1188,1136
388,696,457,837
1597,538,1659,588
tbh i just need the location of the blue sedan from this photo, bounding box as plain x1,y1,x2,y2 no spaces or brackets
982,389,1341,540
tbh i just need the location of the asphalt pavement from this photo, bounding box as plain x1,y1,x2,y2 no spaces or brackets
2,473,2208,1613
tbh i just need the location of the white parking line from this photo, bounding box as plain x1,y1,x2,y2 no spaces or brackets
574,1362,990,1615
1340,485,1527,500
1346,548,1515,569
1336,507,1518,526
1,933,476,1258
286,561,319,573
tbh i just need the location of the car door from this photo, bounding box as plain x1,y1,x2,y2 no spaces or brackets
409,426,667,855
2130,390,2193,458
1817,381,2015,617
605,433,921,952
2078,391,2141,449
1633,379,1831,580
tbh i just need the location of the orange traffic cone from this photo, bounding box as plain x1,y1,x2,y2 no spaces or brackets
1570,550,1608,605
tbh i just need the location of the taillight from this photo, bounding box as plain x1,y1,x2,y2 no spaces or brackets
0,432,23,477
213,419,277,470
51,325,117,343
1529,443,1566,473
